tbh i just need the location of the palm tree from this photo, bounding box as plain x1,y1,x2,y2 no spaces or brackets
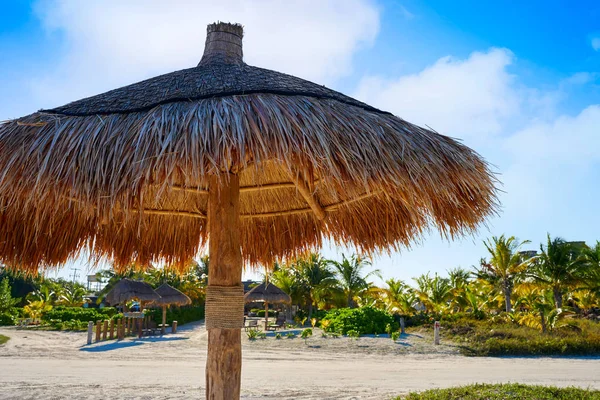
379,278,416,315
475,235,532,312
447,267,471,312
329,254,380,308
529,234,584,309
57,283,87,307
293,253,338,319
580,242,600,295
270,263,304,321
413,273,453,313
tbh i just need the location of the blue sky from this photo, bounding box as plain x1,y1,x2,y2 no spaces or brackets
1,1,599,285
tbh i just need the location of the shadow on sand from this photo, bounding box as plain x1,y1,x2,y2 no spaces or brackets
80,336,189,352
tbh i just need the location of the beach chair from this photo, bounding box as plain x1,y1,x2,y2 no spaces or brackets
244,319,258,331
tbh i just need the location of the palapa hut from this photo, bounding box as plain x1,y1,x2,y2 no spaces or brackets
151,283,192,334
245,282,291,328
0,22,497,398
104,278,161,307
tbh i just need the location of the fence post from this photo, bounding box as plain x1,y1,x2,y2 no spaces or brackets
87,321,94,345
109,319,115,340
116,319,122,340
127,317,131,336
172,320,178,334
102,320,108,340
95,320,101,342
399,317,406,335
434,321,440,345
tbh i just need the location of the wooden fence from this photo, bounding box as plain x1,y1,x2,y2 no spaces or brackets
86,316,178,345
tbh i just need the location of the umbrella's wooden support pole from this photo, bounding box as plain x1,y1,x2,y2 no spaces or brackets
206,174,243,400
162,306,167,335
265,302,269,330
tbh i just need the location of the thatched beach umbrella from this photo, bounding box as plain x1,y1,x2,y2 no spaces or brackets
152,283,192,334
0,22,497,398
104,278,161,306
245,282,291,328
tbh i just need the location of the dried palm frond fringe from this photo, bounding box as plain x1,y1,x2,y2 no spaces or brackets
0,93,498,274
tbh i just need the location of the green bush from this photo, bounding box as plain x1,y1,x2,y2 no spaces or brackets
0,312,16,326
323,306,395,335
391,331,401,341
347,329,360,339
42,306,120,323
301,328,313,339
146,306,205,326
246,329,259,340
255,309,276,318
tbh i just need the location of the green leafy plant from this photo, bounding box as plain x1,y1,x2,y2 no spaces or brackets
246,329,259,340
324,306,395,334
330,332,340,338
257,331,267,339
0,312,16,326
286,332,296,339
275,333,282,339
310,318,317,328
347,329,360,340
301,328,313,342
391,331,400,341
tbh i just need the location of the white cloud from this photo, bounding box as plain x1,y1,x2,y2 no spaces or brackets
592,37,600,51
350,46,600,280
30,0,379,108
354,49,520,143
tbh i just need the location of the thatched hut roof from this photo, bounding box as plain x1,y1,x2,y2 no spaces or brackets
0,22,498,274
244,282,291,304
151,283,192,307
104,278,161,305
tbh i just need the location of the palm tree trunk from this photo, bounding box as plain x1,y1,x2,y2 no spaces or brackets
553,287,563,309
503,285,512,313
347,293,353,308
539,310,547,334
307,297,313,321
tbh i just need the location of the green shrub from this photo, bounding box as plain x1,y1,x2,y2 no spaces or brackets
255,309,276,318
347,329,360,339
146,306,205,326
286,332,296,339
301,328,313,340
257,331,267,339
246,329,259,340
42,306,120,323
391,331,401,341
0,312,16,326
0,334,8,345
324,306,395,335
275,333,282,339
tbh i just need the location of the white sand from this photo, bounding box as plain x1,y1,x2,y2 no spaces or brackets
1,323,599,399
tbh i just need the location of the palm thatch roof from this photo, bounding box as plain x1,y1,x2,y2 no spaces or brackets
245,282,291,304
151,283,192,307
104,278,161,305
0,22,498,274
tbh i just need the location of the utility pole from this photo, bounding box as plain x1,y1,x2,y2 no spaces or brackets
70,268,80,283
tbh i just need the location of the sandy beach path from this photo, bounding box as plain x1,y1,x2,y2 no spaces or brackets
1,324,599,399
